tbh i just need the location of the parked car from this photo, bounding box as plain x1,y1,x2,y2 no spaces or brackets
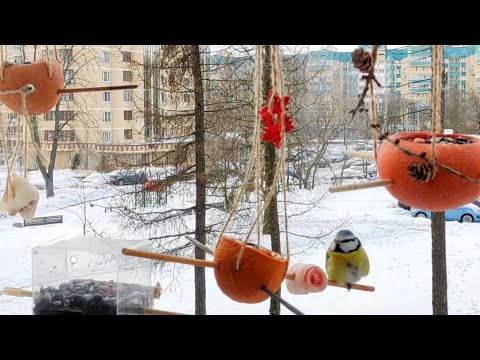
411,202,480,223
108,171,147,186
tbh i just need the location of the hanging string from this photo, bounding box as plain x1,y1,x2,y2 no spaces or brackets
236,45,290,270
23,116,28,178
0,45,5,81
430,45,443,180
53,45,60,62
368,46,379,160
0,111,13,191
44,45,53,79
254,45,263,246
216,47,263,245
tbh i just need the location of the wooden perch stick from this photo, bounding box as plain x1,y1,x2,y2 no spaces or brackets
3,287,32,297
329,179,393,193
285,273,375,292
122,248,217,268
145,308,188,315
345,150,376,160
58,84,138,94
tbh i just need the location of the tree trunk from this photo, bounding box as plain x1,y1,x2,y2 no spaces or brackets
262,45,281,315
431,45,448,315
431,211,447,314
192,45,206,315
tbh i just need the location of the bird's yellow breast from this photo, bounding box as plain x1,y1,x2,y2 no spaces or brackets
326,247,369,285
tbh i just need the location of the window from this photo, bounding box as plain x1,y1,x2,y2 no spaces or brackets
65,69,74,85
59,48,73,62
44,130,75,142
45,111,75,121
123,71,132,82
103,112,111,122
102,92,111,102
7,140,16,149
7,113,17,122
123,90,132,101
183,93,190,103
102,131,112,143
102,71,111,82
61,93,74,101
124,110,133,120
124,129,133,140
101,51,110,63
122,51,132,62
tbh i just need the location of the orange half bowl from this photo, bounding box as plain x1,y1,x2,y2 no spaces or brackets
377,132,480,211
0,60,63,115
214,236,288,304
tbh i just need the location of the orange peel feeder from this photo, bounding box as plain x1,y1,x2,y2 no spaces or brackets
0,60,63,115
378,132,480,211
213,236,288,304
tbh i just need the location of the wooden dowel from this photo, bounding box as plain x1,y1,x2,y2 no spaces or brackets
58,84,138,94
185,235,214,255
122,248,217,268
329,179,393,193
145,308,188,315
3,287,32,297
345,150,376,160
285,273,375,292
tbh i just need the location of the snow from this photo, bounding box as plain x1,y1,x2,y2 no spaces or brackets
1,167,480,315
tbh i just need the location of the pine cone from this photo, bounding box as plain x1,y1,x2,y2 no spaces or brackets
351,48,373,73
408,162,436,183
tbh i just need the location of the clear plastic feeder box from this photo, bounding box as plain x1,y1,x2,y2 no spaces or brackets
32,236,153,315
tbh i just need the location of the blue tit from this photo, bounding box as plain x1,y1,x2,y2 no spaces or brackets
326,230,369,291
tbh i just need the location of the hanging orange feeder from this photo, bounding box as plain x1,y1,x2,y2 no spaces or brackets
377,132,480,211
213,236,288,304
0,60,63,115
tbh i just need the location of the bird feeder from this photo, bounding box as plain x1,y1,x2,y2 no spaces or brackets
0,60,63,115
213,236,288,304
32,236,155,315
377,132,480,211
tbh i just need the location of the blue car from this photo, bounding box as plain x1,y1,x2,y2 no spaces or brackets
411,203,480,223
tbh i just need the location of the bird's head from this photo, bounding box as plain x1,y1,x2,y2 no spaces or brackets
332,230,361,253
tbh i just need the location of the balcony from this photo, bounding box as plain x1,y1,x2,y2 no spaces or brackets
40,142,176,153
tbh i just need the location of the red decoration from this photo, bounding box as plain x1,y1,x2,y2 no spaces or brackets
260,90,294,149
144,181,158,192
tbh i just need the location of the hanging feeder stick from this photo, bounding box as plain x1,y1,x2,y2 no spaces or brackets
185,235,214,255
285,272,374,292
123,248,375,293
58,84,138,94
144,308,188,315
329,179,393,193
345,150,376,161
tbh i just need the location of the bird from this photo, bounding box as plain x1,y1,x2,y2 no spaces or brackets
326,230,370,291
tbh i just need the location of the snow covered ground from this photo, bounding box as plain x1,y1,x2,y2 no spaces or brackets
1,167,479,315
